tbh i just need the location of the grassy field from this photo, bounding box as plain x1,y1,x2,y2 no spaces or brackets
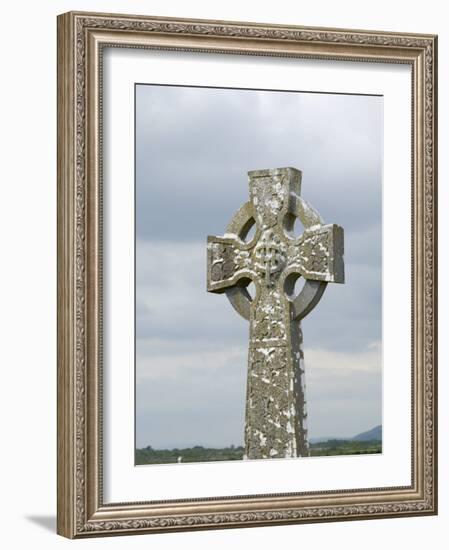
135,440,381,465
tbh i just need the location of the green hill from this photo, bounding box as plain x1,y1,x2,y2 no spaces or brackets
352,425,382,441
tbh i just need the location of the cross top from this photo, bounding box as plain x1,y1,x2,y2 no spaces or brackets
207,167,344,459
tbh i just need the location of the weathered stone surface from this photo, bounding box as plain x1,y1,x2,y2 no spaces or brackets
207,167,344,459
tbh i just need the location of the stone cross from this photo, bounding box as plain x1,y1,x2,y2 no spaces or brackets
207,167,344,460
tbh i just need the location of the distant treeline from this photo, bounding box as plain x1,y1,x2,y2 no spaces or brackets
136,445,245,464
309,439,381,457
135,439,381,465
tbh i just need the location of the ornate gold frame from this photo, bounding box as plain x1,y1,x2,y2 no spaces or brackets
57,11,438,538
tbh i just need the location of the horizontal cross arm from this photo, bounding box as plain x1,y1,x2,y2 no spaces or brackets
207,235,255,293
287,224,344,283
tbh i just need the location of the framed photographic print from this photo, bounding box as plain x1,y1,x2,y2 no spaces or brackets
57,11,438,538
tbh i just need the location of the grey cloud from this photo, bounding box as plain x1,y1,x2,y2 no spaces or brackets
134,84,383,448
307,368,382,439
135,343,381,448
136,240,381,352
135,84,382,241
136,344,247,448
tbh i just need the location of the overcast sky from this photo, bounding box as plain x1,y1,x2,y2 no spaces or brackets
135,83,383,449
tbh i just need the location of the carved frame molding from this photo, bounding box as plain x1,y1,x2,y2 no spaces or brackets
57,11,437,538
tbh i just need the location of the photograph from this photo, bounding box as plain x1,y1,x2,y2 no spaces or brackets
134,83,383,466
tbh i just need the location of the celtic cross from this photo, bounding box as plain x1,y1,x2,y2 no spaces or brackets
207,167,344,459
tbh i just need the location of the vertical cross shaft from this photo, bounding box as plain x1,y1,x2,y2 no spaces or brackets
207,167,344,459
246,281,308,458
